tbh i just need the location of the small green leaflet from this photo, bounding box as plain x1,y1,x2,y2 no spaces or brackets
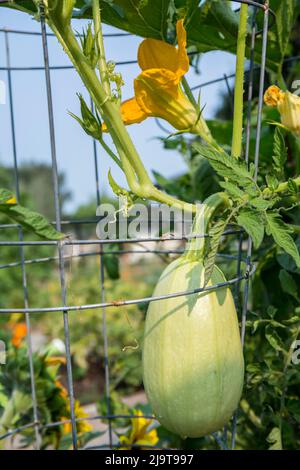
0,188,64,240
272,127,287,179
193,142,258,195
265,212,300,268
265,324,286,353
279,269,299,301
237,209,264,249
219,181,244,200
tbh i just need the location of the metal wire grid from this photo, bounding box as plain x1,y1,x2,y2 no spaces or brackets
0,0,271,450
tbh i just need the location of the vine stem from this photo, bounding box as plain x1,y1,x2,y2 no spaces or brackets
231,3,248,159
184,192,230,261
92,0,111,96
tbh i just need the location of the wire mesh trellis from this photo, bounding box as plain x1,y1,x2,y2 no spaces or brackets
0,0,274,450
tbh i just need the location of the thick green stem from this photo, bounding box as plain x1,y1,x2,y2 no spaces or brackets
184,192,230,261
50,22,151,186
231,4,248,159
92,0,111,96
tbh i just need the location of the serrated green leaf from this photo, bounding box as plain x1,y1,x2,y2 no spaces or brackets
193,142,258,196
250,197,273,211
237,208,265,249
219,181,244,200
279,269,299,300
287,178,299,195
272,128,287,179
266,174,279,191
265,325,285,353
266,212,300,268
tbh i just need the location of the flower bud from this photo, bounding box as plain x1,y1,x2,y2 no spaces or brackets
264,85,300,137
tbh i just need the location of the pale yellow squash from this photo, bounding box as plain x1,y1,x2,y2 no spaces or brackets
143,256,244,438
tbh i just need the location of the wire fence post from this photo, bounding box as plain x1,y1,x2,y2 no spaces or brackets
39,1,78,450
4,29,41,450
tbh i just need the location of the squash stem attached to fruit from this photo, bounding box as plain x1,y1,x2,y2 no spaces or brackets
184,192,230,262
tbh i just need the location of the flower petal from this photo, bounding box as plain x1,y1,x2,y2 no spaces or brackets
102,98,147,131
176,19,189,78
120,97,148,125
138,19,189,80
134,69,198,130
264,85,285,107
278,91,300,137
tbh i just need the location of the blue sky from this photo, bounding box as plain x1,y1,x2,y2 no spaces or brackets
0,7,236,212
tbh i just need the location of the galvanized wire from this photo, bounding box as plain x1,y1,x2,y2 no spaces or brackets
0,0,272,450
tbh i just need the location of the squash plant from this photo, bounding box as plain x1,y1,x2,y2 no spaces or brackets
0,0,299,449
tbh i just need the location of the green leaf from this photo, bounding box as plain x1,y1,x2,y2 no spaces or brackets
265,325,285,352
193,142,258,195
279,269,299,300
266,174,279,191
272,128,287,179
219,181,244,201
250,197,273,211
0,189,64,240
265,212,300,268
267,427,283,450
287,178,299,195
274,0,295,66
237,208,265,249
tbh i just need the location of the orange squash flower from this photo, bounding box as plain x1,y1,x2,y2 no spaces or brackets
104,20,211,140
11,322,27,348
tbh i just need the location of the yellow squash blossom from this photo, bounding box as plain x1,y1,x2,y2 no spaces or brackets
45,356,67,367
264,85,300,137
104,20,211,141
5,196,17,205
118,409,158,450
62,399,93,435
